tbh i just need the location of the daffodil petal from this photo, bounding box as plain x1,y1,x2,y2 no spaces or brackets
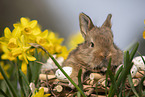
29,20,37,28
44,94,51,97
21,62,27,74
22,53,28,64
20,17,29,26
13,23,20,28
12,27,21,37
40,30,48,38
26,54,36,61
12,48,22,57
20,35,25,46
4,27,12,39
33,27,41,35
1,54,8,60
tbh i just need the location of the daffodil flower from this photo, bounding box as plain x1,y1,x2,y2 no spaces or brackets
0,27,21,49
13,17,41,43
11,35,36,64
36,30,48,45
1,45,16,61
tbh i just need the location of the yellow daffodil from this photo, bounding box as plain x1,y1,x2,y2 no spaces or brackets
1,45,16,61
0,61,10,80
68,32,84,50
11,35,36,64
0,27,21,49
32,88,50,97
46,31,64,53
13,17,41,43
36,30,48,45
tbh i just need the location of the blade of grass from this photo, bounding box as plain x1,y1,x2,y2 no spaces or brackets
119,51,129,95
137,51,145,65
19,69,29,87
106,58,111,96
95,83,98,97
128,74,139,97
115,65,123,80
108,65,123,96
0,89,9,97
108,70,117,91
17,58,27,97
34,48,42,85
138,75,145,96
78,69,83,90
129,42,139,62
124,51,130,69
0,64,18,97
29,43,86,97
77,91,81,97
126,89,131,97
27,63,32,83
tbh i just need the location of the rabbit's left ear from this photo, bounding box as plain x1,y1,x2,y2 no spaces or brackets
79,13,94,38
102,14,112,28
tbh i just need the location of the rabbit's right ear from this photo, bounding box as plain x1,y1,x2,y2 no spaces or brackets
79,13,94,38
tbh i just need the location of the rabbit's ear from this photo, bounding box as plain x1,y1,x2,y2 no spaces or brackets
102,14,112,28
79,13,94,38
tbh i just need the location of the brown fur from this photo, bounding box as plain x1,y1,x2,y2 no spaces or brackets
63,13,123,88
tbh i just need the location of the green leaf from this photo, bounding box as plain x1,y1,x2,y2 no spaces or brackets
115,65,123,80
128,74,139,97
108,70,117,91
137,51,145,65
138,75,145,96
0,89,9,97
78,69,83,90
129,42,139,62
77,91,81,97
106,58,111,96
16,58,27,97
27,63,32,83
19,69,29,87
34,48,42,85
0,64,18,97
95,83,98,96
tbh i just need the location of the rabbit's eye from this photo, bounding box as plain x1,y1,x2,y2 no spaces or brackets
90,42,94,47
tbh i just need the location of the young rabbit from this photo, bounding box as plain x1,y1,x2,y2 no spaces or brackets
56,13,123,88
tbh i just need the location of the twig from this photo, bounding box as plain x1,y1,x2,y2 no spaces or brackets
39,74,56,80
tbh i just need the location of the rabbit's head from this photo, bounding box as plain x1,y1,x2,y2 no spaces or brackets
78,13,123,70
